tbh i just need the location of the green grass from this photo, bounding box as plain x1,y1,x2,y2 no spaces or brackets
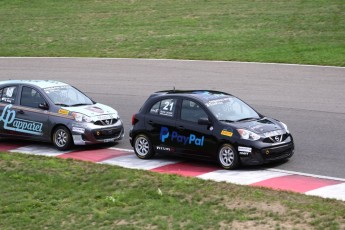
1,152,344,229
0,0,344,66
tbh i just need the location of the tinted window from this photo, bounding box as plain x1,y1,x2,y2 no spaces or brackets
43,85,93,106
206,96,259,121
0,86,17,104
149,98,177,117
20,87,46,108
181,100,208,123
150,101,160,115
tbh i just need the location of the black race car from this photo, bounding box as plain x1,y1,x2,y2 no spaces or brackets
129,90,294,169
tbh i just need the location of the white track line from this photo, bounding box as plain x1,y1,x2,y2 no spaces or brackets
0,57,343,69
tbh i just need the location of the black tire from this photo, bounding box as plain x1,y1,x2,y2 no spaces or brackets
52,126,72,151
134,134,155,159
217,143,239,170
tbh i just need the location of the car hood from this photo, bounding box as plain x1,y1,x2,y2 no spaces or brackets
235,117,283,134
62,103,119,119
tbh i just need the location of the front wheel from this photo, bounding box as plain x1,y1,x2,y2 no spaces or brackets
53,126,72,151
134,134,155,159
217,144,239,170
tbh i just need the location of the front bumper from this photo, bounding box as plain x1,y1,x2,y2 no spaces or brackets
71,119,124,145
238,136,295,165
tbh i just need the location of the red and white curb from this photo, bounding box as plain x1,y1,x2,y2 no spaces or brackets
1,143,345,202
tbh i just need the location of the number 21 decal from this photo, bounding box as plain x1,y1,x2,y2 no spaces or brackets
163,102,174,111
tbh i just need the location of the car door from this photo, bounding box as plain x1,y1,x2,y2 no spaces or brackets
175,98,216,158
144,97,178,153
11,86,51,141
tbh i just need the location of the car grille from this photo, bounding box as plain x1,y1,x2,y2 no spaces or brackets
261,144,294,161
94,118,118,126
93,128,122,140
263,133,288,144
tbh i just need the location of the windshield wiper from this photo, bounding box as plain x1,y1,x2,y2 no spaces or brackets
219,119,235,123
235,117,258,122
55,103,70,107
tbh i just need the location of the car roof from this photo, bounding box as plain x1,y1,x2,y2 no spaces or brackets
0,80,68,89
151,90,233,102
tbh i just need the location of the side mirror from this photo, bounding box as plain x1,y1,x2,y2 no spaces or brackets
38,103,49,110
198,117,212,125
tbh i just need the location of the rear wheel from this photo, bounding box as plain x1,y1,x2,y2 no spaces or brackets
217,143,239,169
134,134,155,159
53,126,72,151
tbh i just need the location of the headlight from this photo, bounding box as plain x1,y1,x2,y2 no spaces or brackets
72,112,92,123
280,122,289,134
237,129,261,141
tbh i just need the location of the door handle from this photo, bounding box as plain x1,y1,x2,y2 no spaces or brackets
148,120,154,125
178,126,185,131
17,110,24,114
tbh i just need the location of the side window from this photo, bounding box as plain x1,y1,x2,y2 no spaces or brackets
0,86,17,104
149,98,177,118
150,101,160,115
181,100,208,123
20,87,46,108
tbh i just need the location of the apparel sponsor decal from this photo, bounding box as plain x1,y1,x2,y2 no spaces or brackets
58,109,69,115
0,104,43,135
160,126,204,146
221,130,233,137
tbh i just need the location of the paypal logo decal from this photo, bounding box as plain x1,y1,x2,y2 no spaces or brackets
159,126,204,146
160,126,170,142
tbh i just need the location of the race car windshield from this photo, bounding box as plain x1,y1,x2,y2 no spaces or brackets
44,85,94,106
205,96,260,122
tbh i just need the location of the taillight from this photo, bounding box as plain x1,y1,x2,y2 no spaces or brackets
132,114,137,125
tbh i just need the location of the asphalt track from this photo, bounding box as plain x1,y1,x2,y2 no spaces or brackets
1,57,345,179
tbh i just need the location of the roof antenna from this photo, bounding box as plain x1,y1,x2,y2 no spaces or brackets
173,86,175,92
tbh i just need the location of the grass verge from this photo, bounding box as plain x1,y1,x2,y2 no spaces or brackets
0,0,344,66
0,152,344,229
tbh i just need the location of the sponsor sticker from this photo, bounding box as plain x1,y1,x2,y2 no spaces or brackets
103,138,115,143
86,106,104,114
264,129,284,137
205,97,232,107
72,127,85,133
0,104,43,135
98,114,112,120
156,146,175,152
58,109,69,115
160,126,204,146
221,130,233,137
238,146,252,153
